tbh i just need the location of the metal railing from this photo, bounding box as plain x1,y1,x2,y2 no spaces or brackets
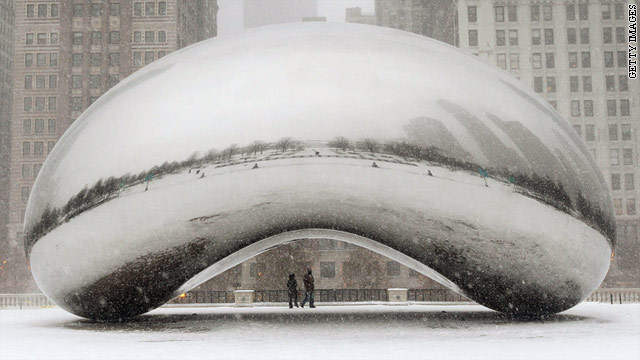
0,293,55,309
585,288,640,304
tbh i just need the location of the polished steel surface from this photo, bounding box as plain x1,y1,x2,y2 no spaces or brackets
25,23,614,320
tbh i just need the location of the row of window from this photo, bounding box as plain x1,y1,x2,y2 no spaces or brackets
24,74,57,90
611,173,635,191
73,31,120,46
613,198,637,216
133,30,167,44
133,2,167,17
72,52,122,67
23,96,56,112
133,50,166,66
469,27,627,48
248,261,410,279
25,32,58,46
25,3,58,19
23,118,56,135
71,95,102,111
24,52,57,67
471,3,626,24
72,74,120,90
570,99,631,117
21,163,43,180
500,51,627,70
72,2,121,17
22,140,55,157
534,75,628,93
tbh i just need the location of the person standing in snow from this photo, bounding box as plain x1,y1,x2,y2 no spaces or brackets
300,268,315,308
287,273,299,308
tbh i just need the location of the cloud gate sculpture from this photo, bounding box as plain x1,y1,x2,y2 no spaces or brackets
25,23,615,320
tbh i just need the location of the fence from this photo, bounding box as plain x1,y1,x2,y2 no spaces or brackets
585,288,640,304
0,293,55,309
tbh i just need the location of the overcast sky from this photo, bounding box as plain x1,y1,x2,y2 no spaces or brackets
218,0,375,35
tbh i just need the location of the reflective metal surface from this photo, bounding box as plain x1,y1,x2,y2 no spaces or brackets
25,23,614,320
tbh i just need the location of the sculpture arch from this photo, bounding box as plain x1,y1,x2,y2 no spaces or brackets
25,23,614,320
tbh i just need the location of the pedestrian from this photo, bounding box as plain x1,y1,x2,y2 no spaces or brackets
200,172,205,179
252,163,259,169
287,273,299,308
372,162,379,168
300,268,315,308
427,170,433,176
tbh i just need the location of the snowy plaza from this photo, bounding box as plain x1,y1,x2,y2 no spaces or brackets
1,303,639,360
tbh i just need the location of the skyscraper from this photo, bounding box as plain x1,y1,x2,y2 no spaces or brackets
375,0,458,45
456,1,639,286
3,0,218,292
243,0,317,29
346,7,376,25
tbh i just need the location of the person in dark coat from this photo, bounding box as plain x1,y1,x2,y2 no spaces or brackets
287,273,299,308
300,268,315,308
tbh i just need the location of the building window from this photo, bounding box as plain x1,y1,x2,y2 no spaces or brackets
496,30,505,46
109,74,119,87
25,53,33,67
572,124,581,136
35,97,45,111
48,75,57,90
532,53,542,69
110,3,120,16
605,51,614,67
625,174,635,190
72,75,82,89
607,100,617,116
609,124,619,141
545,53,554,68
585,125,595,141
602,4,611,20
51,4,60,18
158,31,166,43
134,2,142,16
509,53,519,69
610,149,620,165
26,4,34,18
612,174,621,190
497,54,506,69
544,29,553,45
531,5,540,21
571,100,580,116
109,53,120,66
542,4,552,20
546,77,555,92
91,3,102,16
48,119,56,134
23,119,31,134
578,3,588,20
109,31,120,44
618,51,626,67
36,53,46,67
24,75,32,89
134,31,141,43
627,199,636,215
145,2,155,16
26,33,34,45
91,53,101,67
534,77,543,93
386,261,400,276
33,141,44,156
47,141,55,154
22,164,31,179
531,29,541,45
90,75,101,89
21,187,30,202
566,3,575,20
145,31,155,43
50,53,58,67
466,30,477,46
580,28,589,44
34,164,42,177
24,97,32,111
584,100,593,117
495,6,504,22
91,31,102,45
72,53,82,67
133,52,142,66
145,51,154,65
48,97,56,110
38,4,47,18
508,30,518,45
567,28,576,44
37,33,46,45
568,52,577,68
603,27,612,43
158,51,166,58
467,5,477,22
569,76,579,92
507,5,517,21
582,76,592,92
606,75,616,91
320,262,335,278
620,100,630,116
159,2,167,15
615,3,624,19
623,149,633,165
22,141,30,156
622,124,632,141
73,4,84,17
71,97,82,111
614,199,623,215
34,118,44,133
616,27,625,43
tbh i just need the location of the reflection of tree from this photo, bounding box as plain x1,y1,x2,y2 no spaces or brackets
274,137,296,154
253,241,314,290
359,138,379,154
342,250,388,289
328,136,352,152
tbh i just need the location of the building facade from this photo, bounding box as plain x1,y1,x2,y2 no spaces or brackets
3,0,217,292
0,0,14,286
346,7,376,25
243,0,317,29
456,0,639,286
375,0,458,45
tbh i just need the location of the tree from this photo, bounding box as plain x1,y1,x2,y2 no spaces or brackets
342,248,389,289
275,137,295,154
247,140,267,155
253,241,315,290
361,138,379,154
222,144,239,161
328,136,352,152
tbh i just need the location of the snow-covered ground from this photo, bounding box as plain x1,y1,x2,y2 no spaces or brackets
1,303,638,360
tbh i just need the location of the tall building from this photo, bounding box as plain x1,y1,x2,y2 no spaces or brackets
375,0,458,45
3,0,218,292
346,7,376,25
0,0,14,289
456,1,639,286
243,0,317,29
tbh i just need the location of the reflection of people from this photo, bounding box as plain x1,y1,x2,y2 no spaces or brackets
252,163,259,169
287,273,299,308
301,269,315,308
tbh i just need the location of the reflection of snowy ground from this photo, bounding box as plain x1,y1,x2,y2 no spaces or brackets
2,303,638,360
